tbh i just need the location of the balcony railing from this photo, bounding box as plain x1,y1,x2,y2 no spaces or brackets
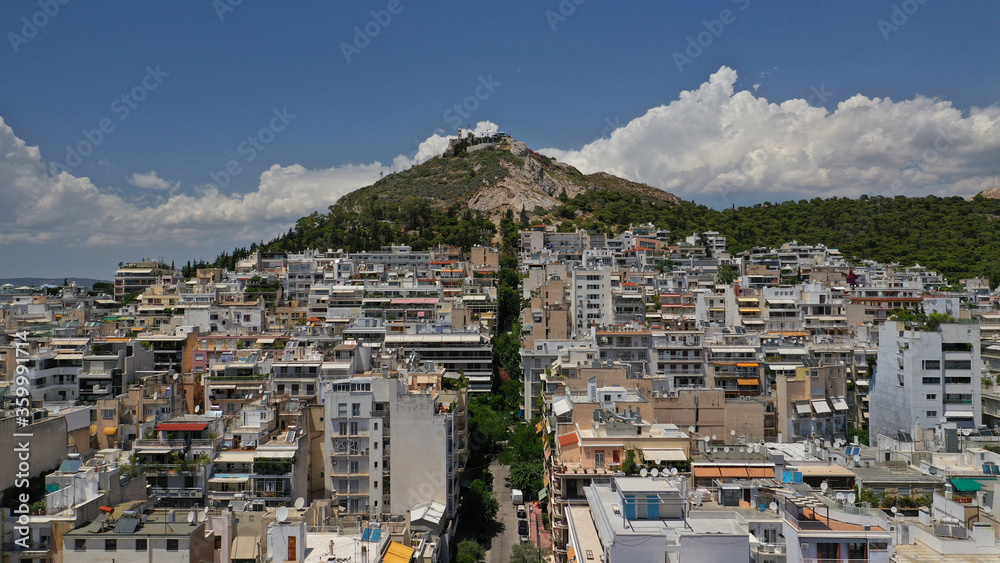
150,487,204,498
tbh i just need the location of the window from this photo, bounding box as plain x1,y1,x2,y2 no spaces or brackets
944,360,972,370
594,451,605,467
922,377,941,385
105,539,117,552
338,403,347,417
817,542,839,559
945,376,972,384
922,360,940,370
926,394,937,400
847,542,867,559
942,342,972,352
167,539,179,551
926,410,937,417
75,539,86,551
897,373,905,387
101,408,116,420
352,403,361,417
136,539,147,551
214,535,221,550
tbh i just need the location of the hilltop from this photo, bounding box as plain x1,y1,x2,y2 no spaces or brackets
335,134,679,222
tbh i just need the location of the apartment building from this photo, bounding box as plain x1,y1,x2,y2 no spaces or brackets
870,321,983,443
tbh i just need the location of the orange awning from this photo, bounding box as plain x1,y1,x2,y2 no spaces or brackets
737,378,759,386
747,467,776,478
558,433,579,447
694,467,722,478
737,363,759,367
719,467,749,478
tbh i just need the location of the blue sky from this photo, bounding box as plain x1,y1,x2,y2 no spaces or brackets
1,0,1000,279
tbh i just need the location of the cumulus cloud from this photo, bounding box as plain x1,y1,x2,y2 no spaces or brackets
128,170,179,192
0,117,499,258
541,66,1000,206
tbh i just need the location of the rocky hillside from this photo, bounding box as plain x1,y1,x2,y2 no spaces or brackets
336,136,679,222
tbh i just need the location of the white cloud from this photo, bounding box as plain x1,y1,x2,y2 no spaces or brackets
128,170,179,191
541,66,1000,206
0,117,500,265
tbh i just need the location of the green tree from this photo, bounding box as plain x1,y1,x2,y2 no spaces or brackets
510,544,544,563
621,449,639,475
456,539,485,563
465,479,499,527
716,264,738,285
508,460,544,501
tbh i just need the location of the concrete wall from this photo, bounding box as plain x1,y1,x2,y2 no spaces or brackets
390,393,448,516
0,414,67,491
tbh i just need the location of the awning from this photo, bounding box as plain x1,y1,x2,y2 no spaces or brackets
770,331,809,337
778,348,808,355
693,467,722,478
640,448,688,463
747,467,776,478
737,378,759,386
768,364,799,372
155,422,209,432
134,446,177,454
795,402,811,415
553,397,572,417
743,320,765,325
103,427,118,435
739,308,761,313
945,411,974,418
812,400,832,415
209,475,250,484
831,397,849,411
951,478,982,493
384,542,415,563
256,338,276,345
211,385,237,391
719,467,749,478
558,433,579,448
737,363,759,367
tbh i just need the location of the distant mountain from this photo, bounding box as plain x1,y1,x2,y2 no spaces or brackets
336,136,679,220
245,136,681,257
0,278,109,288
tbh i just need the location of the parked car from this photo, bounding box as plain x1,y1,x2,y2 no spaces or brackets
516,504,527,519
518,519,529,536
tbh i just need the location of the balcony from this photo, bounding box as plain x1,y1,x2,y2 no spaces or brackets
151,487,204,498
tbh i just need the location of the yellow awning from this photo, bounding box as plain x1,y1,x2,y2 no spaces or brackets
737,362,759,367
384,541,415,563
737,378,759,386
536,421,544,434
739,308,761,313
103,427,118,435
568,546,576,562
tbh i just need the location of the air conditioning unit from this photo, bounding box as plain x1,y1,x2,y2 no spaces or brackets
800,543,809,552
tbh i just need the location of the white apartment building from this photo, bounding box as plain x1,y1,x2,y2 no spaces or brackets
870,321,982,442
570,267,613,334
321,375,465,520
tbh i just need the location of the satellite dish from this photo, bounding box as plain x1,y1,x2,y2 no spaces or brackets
731,430,736,436
294,497,305,510
769,502,778,511
986,506,992,514
703,435,711,443
724,447,730,453
740,448,745,453
173,373,179,380
195,405,201,413
187,510,195,523
640,468,648,477
152,392,158,400
259,385,264,393
688,426,696,433
753,444,760,453
276,506,289,522
712,448,718,454
651,468,659,477
891,506,898,514
711,435,717,441
820,482,829,493
962,429,972,436
836,493,846,502
201,508,209,521
853,455,861,462
87,469,98,481
847,493,856,504
670,467,678,476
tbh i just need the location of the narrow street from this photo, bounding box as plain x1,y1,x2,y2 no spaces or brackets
485,457,518,563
